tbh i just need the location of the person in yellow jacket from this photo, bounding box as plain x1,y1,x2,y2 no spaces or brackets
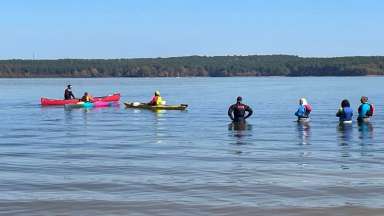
81,92,93,102
149,91,164,105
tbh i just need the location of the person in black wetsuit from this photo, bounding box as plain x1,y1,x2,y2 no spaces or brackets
228,96,253,122
64,85,75,100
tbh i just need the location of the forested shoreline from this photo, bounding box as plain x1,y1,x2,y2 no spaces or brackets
1,55,384,78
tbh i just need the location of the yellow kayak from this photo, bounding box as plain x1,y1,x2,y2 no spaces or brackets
124,102,188,110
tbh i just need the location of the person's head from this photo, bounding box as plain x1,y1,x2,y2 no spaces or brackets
341,99,350,108
67,85,72,89
360,96,368,103
155,91,160,96
236,96,242,103
83,92,88,96
299,98,308,105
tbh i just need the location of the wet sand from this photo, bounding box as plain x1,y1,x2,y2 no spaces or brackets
1,201,383,216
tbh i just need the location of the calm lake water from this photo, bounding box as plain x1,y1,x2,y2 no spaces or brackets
0,77,383,215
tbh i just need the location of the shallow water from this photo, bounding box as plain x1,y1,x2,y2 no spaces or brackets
0,77,383,215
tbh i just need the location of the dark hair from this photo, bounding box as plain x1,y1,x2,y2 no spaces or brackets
237,96,242,102
67,85,72,88
341,99,350,108
361,96,368,103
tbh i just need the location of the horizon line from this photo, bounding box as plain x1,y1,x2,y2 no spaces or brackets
1,54,384,61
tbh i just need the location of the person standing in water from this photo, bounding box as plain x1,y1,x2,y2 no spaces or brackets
228,96,253,122
357,96,374,122
64,85,75,100
336,99,353,123
295,98,312,121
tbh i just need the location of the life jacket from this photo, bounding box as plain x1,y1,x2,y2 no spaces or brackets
81,95,92,102
150,96,163,105
304,104,312,114
367,104,375,116
341,107,353,121
156,96,163,105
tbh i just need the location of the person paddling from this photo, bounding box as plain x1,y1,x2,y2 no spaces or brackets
81,92,93,102
336,99,353,123
295,98,312,122
228,96,253,122
357,96,374,122
149,91,164,105
64,85,75,100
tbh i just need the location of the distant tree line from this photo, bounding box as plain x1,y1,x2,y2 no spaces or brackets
0,55,383,77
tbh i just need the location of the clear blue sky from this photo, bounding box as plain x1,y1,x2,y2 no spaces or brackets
1,0,383,59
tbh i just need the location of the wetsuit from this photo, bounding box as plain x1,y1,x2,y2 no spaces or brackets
64,88,75,100
228,102,253,122
336,107,353,122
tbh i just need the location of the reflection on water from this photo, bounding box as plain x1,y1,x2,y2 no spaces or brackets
228,121,252,146
296,122,311,145
153,109,167,117
336,123,353,169
228,121,252,131
153,110,166,144
358,121,374,143
357,121,374,158
337,123,353,146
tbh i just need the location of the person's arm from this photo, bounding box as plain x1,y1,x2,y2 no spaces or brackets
245,106,253,119
358,105,362,116
228,105,234,120
336,108,343,117
71,91,75,99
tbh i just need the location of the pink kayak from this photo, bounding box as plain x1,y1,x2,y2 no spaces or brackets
93,101,120,107
64,101,120,109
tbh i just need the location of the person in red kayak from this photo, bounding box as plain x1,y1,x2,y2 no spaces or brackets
64,85,75,100
81,92,93,102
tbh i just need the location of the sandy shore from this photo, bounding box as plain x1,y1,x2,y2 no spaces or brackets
1,201,383,216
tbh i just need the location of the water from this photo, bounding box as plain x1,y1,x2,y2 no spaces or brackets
0,77,383,215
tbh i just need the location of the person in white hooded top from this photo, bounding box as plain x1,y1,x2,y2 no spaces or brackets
295,98,312,121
